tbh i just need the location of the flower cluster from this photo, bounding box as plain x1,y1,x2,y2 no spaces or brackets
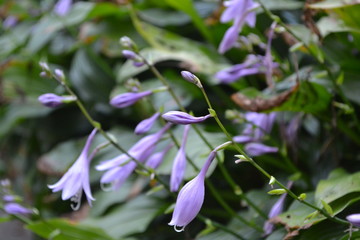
234,112,278,156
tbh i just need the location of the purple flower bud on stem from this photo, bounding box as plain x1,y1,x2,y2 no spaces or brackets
120,36,135,49
135,112,161,135
4,203,32,215
110,91,152,108
180,71,202,88
169,150,217,231
38,93,76,108
162,111,212,125
170,125,191,192
122,50,138,60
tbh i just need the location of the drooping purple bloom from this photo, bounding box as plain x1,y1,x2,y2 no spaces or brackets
38,93,76,108
48,129,97,209
218,0,259,53
96,124,172,190
263,182,292,235
215,54,278,84
54,0,73,16
146,144,173,169
110,91,152,108
347,214,360,227
234,112,276,143
169,151,216,231
162,111,212,125
4,203,32,215
134,112,160,135
170,125,191,192
245,142,278,156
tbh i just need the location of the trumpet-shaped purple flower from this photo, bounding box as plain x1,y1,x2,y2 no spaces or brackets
110,91,152,108
170,125,191,192
54,0,73,16
146,144,173,169
4,203,32,215
347,214,360,227
218,0,259,53
245,142,278,157
162,111,212,125
135,112,160,135
169,151,216,231
96,124,172,190
38,93,76,108
48,129,97,209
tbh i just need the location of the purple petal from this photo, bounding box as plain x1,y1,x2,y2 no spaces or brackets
54,0,72,16
245,142,278,156
110,91,152,108
347,214,360,227
135,112,160,135
218,25,240,54
162,111,211,125
4,203,32,215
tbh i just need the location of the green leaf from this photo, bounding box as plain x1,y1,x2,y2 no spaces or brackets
26,219,114,240
261,0,303,10
164,0,213,42
83,195,161,239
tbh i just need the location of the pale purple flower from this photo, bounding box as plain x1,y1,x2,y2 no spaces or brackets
4,203,32,215
215,54,278,84
146,144,173,169
110,91,152,108
169,151,216,231
135,112,160,135
3,195,15,202
218,0,259,53
38,93,76,108
162,111,212,125
54,0,73,16
3,16,18,29
264,22,277,87
347,214,360,227
122,50,138,60
48,129,97,210
245,142,278,156
170,125,191,192
180,71,202,88
96,124,172,190
263,182,292,235
234,112,276,143
284,115,301,146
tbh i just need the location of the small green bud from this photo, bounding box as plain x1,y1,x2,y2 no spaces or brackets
269,176,276,186
208,108,217,117
267,189,287,195
234,155,248,164
298,193,307,201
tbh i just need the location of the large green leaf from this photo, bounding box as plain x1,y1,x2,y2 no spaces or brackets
26,219,114,240
83,195,161,239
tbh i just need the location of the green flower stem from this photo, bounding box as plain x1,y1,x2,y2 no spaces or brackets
142,58,267,226
258,0,360,133
199,85,349,225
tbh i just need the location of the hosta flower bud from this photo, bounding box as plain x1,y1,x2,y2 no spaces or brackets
38,93,76,108
162,111,211,125
134,112,160,135
347,214,360,227
110,91,152,108
181,71,202,88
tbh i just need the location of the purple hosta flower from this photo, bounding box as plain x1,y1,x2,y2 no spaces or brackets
170,125,191,192
122,50,144,67
54,0,73,16
3,16,18,29
38,93,76,108
162,111,212,125
347,214,360,227
234,112,276,143
245,142,278,157
181,71,202,88
135,112,160,135
169,150,216,232
96,123,172,190
48,129,97,210
215,54,278,84
218,0,259,53
146,144,173,169
4,203,32,215
3,195,15,202
110,91,152,108
263,182,293,235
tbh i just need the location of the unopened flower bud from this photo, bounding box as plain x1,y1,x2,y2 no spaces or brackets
120,36,136,50
267,188,287,195
162,111,211,125
110,91,152,108
38,93,76,108
181,71,202,88
39,62,50,72
347,214,360,227
54,69,65,82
